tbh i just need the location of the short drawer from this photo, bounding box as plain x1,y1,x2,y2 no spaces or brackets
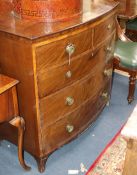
35,28,93,68
42,83,111,153
93,15,115,48
39,64,108,126
37,50,101,98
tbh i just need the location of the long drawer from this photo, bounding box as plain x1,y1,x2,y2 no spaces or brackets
41,82,111,154
39,62,112,127
35,28,93,68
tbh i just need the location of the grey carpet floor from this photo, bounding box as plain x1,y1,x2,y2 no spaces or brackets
0,73,136,175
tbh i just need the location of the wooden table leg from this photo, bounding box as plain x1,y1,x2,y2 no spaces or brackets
127,72,136,104
10,116,31,171
122,139,137,175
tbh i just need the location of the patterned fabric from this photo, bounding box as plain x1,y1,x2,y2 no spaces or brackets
87,135,127,175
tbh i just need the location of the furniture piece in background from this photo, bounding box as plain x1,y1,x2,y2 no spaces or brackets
121,104,137,175
17,0,82,22
113,20,137,104
0,0,118,172
115,0,137,30
0,74,30,170
126,18,137,41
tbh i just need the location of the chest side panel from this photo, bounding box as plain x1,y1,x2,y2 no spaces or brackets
0,35,42,156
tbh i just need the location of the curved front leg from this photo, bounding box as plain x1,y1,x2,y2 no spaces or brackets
10,116,31,171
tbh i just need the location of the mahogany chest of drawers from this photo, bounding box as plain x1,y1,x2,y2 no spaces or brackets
0,0,118,172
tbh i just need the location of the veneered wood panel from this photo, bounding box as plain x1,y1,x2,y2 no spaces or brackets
37,50,98,98
35,28,93,68
42,80,111,154
39,47,108,127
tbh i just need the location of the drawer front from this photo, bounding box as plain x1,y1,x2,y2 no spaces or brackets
39,56,112,127
35,28,93,68
93,16,115,48
37,50,101,98
42,82,111,153
37,34,115,98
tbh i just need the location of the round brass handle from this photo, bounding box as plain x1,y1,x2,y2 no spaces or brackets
105,46,112,52
101,92,110,105
102,92,109,100
66,124,74,133
66,70,72,78
66,97,74,106
107,24,111,30
66,43,75,56
104,69,112,77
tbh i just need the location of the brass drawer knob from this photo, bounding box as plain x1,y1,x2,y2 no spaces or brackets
66,97,74,106
66,43,75,56
66,70,72,78
66,124,74,133
107,24,111,30
101,92,110,105
104,69,112,77
105,46,112,52
102,92,109,100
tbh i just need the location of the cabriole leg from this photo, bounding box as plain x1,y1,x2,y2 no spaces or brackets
10,116,31,171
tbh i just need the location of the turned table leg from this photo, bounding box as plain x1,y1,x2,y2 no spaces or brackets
10,116,31,171
122,139,137,175
127,73,136,104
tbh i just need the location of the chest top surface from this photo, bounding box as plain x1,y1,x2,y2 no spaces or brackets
0,0,118,40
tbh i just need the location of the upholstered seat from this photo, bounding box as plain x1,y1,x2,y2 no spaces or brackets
126,19,137,30
114,40,137,69
113,20,137,104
